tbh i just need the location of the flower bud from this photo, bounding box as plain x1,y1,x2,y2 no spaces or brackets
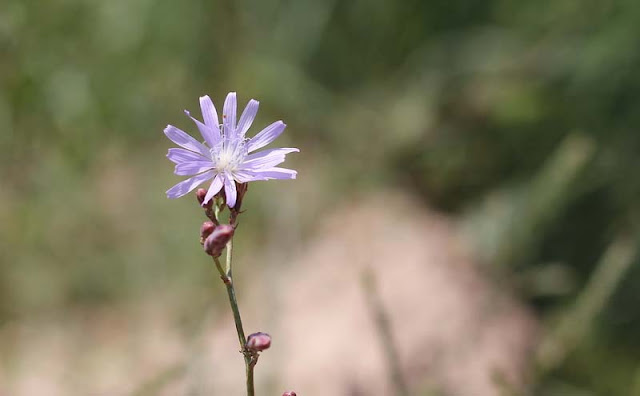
282,392,297,396
196,188,213,208
246,332,271,352
196,188,207,204
203,224,234,257
200,221,216,243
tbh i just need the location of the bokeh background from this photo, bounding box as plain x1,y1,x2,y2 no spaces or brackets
2,0,640,395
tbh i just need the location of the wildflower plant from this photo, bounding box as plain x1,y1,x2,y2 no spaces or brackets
164,92,298,396
165,92,298,206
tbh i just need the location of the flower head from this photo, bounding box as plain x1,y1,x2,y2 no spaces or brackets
165,92,298,207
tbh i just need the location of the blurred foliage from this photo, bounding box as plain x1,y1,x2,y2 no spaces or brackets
1,0,640,394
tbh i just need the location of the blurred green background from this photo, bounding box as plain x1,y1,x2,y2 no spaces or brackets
1,0,640,395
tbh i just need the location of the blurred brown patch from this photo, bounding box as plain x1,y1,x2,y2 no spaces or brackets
0,191,538,396
271,191,539,395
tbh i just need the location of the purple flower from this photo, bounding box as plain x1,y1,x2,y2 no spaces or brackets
165,92,298,207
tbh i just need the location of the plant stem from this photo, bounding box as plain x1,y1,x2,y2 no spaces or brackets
225,239,233,276
536,234,638,373
213,239,255,396
246,362,255,396
361,266,409,396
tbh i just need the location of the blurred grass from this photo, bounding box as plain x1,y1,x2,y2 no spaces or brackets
2,0,640,394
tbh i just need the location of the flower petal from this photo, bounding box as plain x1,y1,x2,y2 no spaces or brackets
232,170,279,182
249,167,297,180
232,170,264,183
246,121,286,152
202,173,224,205
237,99,259,137
166,170,215,199
233,167,297,182
223,92,237,138
185,110,220,148
199,95,220,128
224,173,237,208
167,148,209,164
164,125,210,156
240,148,299,170
174,161,215,176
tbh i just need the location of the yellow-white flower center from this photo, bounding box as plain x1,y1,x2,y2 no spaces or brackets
217,150,233,169
210,132,247,173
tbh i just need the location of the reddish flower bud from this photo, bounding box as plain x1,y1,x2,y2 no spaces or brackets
196,188,207,204
200,221,216,242
203,224,234,257
196,188,214,209
246,332,271,352
282,392,297,396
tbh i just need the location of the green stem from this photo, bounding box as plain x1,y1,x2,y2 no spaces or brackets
361,266,409,396
246,362,255,396
225,239,233,276
213,239,255,396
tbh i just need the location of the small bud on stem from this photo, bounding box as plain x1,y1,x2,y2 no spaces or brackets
196,188,210,207
197,188,221,224
203,224,234,257
200,221,216,244
246,332,271,352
